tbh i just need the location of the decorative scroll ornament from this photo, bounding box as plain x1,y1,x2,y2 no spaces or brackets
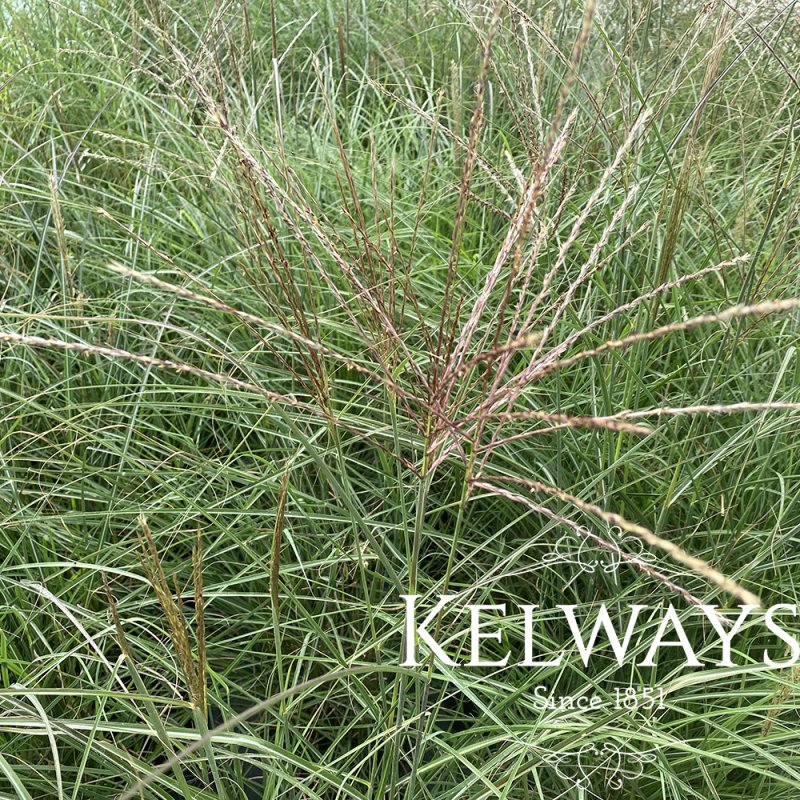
542,740,658,796
541,526,656,576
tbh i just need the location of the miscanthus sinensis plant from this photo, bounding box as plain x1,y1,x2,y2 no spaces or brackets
0,0,799,798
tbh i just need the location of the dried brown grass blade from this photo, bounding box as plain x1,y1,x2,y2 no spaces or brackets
472,480,719,616
533,298,800,379
271,468,290,618
611,402,800,420
137,517,201,708
192,530,207,715
475,475,761,607
0,329,419,472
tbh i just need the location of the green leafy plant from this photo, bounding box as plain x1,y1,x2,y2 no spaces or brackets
1,1,799,798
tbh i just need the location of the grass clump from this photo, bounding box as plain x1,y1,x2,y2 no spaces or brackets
1,0,799,798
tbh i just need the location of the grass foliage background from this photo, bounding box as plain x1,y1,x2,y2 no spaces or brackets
1,0,800,797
